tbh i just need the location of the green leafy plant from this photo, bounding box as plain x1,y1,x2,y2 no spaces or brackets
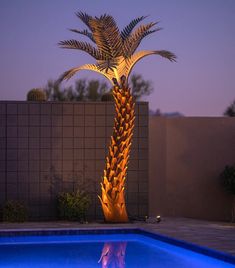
220,164,235,222
27,88,47,101
57,190,90,222
2,200,27,222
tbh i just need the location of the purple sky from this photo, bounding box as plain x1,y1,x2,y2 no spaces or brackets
0,0,234,116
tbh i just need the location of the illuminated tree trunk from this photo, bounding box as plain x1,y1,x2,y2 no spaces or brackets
98,242,127,267
99,80,135,223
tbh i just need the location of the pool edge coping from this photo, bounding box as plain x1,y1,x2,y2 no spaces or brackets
138,228,235,265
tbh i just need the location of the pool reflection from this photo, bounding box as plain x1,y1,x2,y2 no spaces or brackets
98,242,127,268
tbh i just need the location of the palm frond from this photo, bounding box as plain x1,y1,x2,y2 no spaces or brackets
129,28,162,53
124,50,177,79
69,28,95,43
123,22,159,56
57,64,114,84
58,13,176,85
102,15,123,57
120,16,147,40
89,14,123,58
154,50,177,62
75,11,93,31
95,13,109,20
58,40,103,60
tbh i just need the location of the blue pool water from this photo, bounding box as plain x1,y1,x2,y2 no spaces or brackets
0,233,234,268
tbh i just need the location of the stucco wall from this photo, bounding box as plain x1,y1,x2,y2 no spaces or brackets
0,101,148,220
149,116,235,221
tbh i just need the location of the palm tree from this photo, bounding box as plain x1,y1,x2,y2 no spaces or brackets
58,12,176,222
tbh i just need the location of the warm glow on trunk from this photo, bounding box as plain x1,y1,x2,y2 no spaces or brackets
98,80,135,222
98,242,127,268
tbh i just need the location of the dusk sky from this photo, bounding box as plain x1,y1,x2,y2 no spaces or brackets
0,0,234,116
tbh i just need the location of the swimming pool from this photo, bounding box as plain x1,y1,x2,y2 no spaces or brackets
0,229,234,267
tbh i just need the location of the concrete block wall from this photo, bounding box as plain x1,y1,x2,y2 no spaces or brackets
0,101,148,220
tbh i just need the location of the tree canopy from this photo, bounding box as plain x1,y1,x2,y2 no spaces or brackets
58,11,176,85
42,74,153,101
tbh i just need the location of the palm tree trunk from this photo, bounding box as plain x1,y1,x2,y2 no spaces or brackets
98,81,135,223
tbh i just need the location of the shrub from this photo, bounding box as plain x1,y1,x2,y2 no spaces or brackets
57,190,90,222
2,200,27,222
0,206,2,221
220,164,235,222
27,88,47,101
220,165,235,195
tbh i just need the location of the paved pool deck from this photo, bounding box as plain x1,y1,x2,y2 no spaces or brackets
0,217,234,256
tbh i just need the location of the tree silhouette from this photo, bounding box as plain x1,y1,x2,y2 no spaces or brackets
42,74,153,102
224,100,235,117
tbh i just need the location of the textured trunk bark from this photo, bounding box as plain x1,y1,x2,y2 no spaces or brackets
98,80,135,223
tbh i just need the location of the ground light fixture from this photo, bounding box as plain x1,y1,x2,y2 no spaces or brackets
58,11,176,222
156,215,161,223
